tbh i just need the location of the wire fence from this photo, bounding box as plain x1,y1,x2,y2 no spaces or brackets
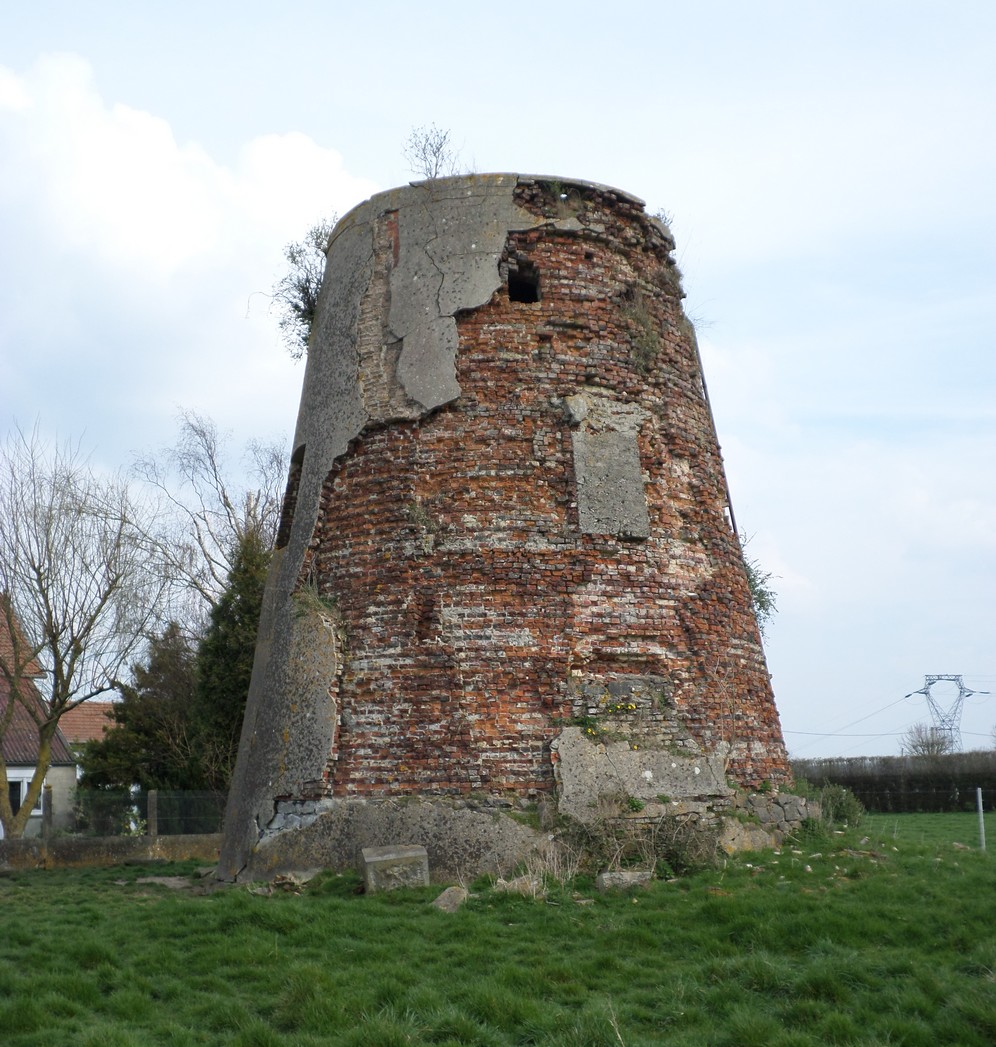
73,789,226,836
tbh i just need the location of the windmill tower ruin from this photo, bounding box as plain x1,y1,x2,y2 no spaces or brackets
218,174,792,881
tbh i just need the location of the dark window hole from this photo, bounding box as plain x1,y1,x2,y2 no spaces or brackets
275,444,305,550
508,264,541,303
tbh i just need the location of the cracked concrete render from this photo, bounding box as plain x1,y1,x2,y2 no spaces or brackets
330,173,545,424
219,176,562,879
563,391,651,539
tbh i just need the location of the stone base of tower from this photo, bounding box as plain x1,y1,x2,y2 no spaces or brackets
234,795,544,883
225,788,818,885
222,726,818,883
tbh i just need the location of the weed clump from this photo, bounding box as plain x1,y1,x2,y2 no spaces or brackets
795,778,865,830
819,783,865,828
553,807,719,880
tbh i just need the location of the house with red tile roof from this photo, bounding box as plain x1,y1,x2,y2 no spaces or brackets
0,606,78,839
59,701,117,750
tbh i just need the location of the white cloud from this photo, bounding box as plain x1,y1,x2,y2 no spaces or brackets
2,54,215,273
0,65,30,110
1,54,378,279
235,131,367,239
0,53,378,466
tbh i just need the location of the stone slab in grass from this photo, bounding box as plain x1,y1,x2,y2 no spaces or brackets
361,844,429,892
596,869,653,892
432,885,468,912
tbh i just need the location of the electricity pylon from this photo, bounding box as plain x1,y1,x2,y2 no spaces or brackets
903,675,989,751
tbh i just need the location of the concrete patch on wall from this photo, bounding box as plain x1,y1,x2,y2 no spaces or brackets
389,176,537,412
551,726,731,825
564,391,650,539
276,594,344,794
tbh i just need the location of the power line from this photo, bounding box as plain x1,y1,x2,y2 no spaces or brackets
785,679,994,757
786,696,910,754
904,674,991,751
785,730,907,738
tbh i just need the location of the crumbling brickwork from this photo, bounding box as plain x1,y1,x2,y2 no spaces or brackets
219,174,790,880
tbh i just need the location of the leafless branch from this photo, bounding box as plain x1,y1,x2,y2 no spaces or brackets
132,410,286,621
403,124,462,180
0,423,164,836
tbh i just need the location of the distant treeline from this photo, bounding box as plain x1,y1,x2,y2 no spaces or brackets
791,751,996,813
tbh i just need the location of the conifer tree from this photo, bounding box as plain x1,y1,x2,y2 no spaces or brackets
80,622,197,791
187,532,270,791
81,533,269,794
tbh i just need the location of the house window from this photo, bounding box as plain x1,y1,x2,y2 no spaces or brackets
7,775,42,817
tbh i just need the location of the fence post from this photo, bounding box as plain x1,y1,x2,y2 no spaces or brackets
147,789,158,838
42,784,53,840
977,787,986,852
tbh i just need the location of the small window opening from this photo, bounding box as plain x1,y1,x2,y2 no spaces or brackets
508,263,541,304
275,445,305,550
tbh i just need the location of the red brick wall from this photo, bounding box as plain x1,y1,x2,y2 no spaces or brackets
304,179,789,797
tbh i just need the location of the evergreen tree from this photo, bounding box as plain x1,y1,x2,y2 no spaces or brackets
187,532,270,791
80,622,198,791
80,533,269,794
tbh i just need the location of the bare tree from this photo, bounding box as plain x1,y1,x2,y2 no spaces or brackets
403,123,462,180
133,411,286,625
271,217,337,360
0,425,164,837
901,721,955,758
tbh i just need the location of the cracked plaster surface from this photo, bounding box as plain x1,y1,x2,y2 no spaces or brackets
219,176,551,879
386,177,539,411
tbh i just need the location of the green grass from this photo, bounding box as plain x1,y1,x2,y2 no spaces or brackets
1,814,994,1046
863,810,991,849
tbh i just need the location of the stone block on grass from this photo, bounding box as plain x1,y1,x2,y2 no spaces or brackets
431,885,468,912
596,869,653,892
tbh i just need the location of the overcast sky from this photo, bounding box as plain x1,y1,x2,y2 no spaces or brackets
2,1,994,757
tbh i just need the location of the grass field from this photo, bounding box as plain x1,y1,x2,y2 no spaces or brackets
1,813,993,1046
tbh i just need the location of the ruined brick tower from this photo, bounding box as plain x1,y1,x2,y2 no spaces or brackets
219,174,791,880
